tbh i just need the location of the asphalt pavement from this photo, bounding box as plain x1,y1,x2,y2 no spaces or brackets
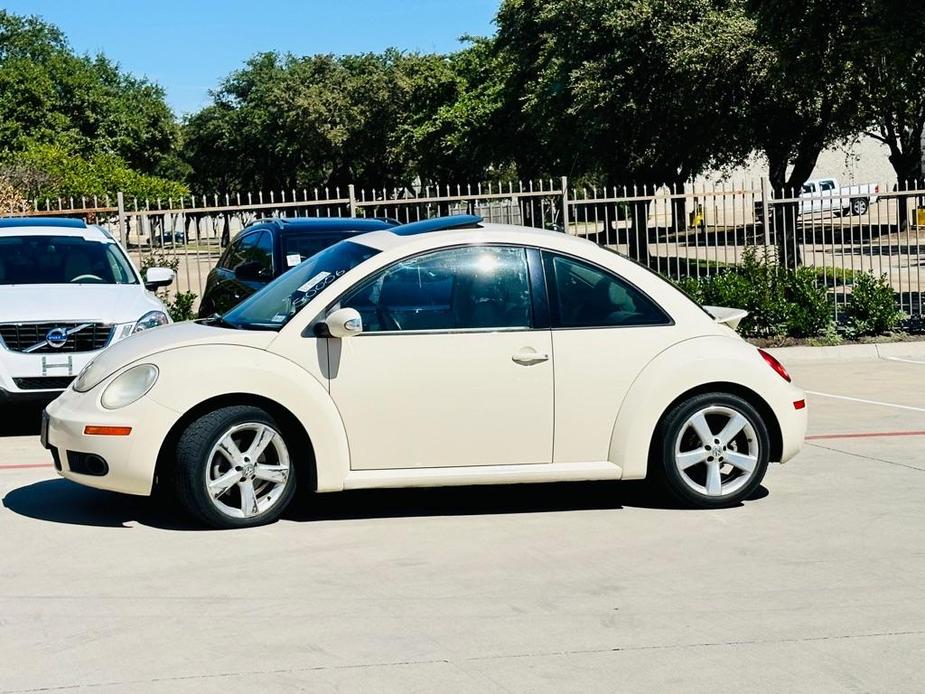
1,345,924,693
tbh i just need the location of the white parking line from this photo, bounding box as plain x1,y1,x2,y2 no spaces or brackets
806,390,925,413
883,356,925,366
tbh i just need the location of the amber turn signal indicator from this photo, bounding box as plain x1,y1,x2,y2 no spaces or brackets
84,425,133,436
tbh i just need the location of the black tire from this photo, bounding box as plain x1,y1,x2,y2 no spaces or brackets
653,392,770,509
850,197,869,216
174,405,297,529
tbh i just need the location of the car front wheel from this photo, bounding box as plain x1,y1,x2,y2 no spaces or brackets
654,392,770,508
174,405,297,528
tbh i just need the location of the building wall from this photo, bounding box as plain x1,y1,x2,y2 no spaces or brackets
697,135,897,188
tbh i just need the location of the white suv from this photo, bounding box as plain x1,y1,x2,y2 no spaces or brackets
0,217,175,402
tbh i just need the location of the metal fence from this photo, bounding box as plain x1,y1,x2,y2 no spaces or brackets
7,177,925,322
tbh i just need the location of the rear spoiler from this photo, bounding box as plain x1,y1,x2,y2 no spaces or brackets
704,305,748,330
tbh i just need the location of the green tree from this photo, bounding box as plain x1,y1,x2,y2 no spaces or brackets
0,10,178,175
493,0,757,260
183,50,465,193
854,0,925,227
2,141,188,203
745,0,868,266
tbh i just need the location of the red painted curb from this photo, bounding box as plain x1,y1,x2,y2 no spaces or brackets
807,430,925,441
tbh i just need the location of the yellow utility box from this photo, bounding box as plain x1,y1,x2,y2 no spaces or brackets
916,207,925,227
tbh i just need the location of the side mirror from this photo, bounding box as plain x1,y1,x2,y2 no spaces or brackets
322,307,363,338
144,267,175,290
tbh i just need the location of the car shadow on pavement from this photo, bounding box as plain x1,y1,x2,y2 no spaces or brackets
2,479,200,530
2,478,768,530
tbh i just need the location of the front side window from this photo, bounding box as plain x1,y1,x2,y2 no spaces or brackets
818,180,836,192
0,235,137,285
339,246,532,333
544,253,669,328
235,231,273,275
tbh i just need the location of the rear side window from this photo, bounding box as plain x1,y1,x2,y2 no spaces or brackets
543,252,669,328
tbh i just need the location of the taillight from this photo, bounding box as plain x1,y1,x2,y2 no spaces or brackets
758,348,791,382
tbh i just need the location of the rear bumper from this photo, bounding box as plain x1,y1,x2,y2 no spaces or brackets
770,382,808,463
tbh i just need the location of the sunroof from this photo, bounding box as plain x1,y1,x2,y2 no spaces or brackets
0,217,87,229
390,215,483,236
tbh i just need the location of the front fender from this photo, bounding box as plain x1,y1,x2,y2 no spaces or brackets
148,344,350,492
608,336,805,479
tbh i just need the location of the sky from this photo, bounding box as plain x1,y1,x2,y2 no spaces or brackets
4,0,499,116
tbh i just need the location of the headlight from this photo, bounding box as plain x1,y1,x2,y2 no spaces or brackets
133,311,169,333
101,364,159,410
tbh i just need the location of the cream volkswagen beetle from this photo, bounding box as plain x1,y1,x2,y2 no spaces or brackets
43,216,807,528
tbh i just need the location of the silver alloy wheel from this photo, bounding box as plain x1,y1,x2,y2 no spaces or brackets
851,198,868,215
204,422,291,519
673,405,760,497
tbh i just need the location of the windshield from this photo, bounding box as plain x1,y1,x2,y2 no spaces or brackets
222,240,380,330
0,235,138,285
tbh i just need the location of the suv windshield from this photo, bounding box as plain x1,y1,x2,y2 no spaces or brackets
0,235,137,285
221,240,380,330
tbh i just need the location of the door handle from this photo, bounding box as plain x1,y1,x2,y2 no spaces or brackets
512,350,550,365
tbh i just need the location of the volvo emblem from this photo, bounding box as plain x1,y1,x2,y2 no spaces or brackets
45,327,68,349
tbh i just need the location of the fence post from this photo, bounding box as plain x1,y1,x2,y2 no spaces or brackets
348,184,357,218
116,191,127,245
759,177,771,253
560,176,569,233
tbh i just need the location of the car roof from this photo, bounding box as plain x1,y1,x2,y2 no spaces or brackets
0,218,113,242
354,221,597,255
249,217,398,234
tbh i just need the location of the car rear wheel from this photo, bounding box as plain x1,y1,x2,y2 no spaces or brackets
654,393,770,508
850,197,869,216
174,405,297,528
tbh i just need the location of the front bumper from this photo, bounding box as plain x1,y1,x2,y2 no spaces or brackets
0,350,95,401
44,386,179,496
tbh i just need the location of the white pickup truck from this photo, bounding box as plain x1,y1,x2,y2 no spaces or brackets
799,177,880,216
755,177,880,220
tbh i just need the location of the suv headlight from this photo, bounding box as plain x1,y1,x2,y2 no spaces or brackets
101,364,159,410
133,310,169,333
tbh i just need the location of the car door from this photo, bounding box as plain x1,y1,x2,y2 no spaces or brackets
326,244,553,470
541,251,683,464
817,179,837,214
800,182,817,216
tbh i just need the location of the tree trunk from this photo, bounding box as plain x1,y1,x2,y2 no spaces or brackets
887,149,923,232
766,148,818,269
627,199,651,265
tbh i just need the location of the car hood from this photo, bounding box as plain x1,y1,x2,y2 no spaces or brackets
78,321,277,389
0,284,164,324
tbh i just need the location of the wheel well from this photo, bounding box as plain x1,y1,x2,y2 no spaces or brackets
153,393,317,494
648,382,784,464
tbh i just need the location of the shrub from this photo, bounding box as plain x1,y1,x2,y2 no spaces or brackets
783,267,833,337
139,252,198,322
696,248,789,337
673,276,704,304
846,272,904,336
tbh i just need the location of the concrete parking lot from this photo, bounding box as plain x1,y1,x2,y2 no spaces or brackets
1,345,924,693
